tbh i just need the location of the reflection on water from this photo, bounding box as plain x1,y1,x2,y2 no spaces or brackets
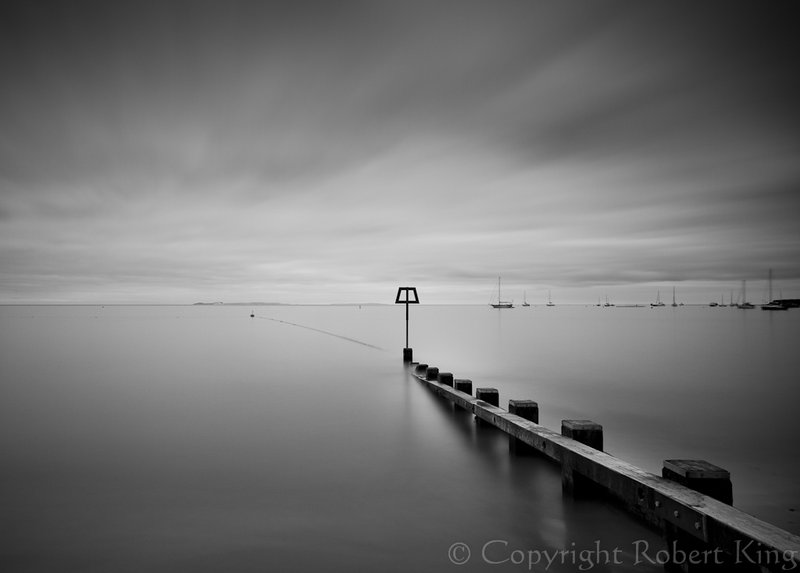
1,304,797,571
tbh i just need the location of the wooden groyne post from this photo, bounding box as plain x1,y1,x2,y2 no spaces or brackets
406,359,800,572
508,399,538,455
475,388,499,427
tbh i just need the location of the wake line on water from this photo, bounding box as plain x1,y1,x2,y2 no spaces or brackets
257,316,387,351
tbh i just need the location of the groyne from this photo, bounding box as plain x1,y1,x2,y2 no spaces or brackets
407,359,800,572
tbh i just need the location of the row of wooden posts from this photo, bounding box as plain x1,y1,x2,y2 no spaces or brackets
406,357,800,572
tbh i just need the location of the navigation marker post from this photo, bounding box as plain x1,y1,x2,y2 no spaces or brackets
395,287,419,364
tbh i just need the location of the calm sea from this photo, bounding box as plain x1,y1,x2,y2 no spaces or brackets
1,304,798,572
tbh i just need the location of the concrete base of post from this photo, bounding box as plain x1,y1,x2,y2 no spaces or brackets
561,420,604,496
403,347,413,364
508,400,539,455
476,388,499,427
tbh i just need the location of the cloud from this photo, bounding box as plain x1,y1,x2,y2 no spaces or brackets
1,1,799,303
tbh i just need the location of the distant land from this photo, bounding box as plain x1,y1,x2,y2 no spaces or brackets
192,301,390,306
193,301,288,306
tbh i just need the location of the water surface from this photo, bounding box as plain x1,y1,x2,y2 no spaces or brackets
1,304,797,571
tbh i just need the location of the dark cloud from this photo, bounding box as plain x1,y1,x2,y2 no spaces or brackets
1,1,799,303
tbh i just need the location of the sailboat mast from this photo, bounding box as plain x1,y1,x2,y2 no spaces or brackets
768,268,773,302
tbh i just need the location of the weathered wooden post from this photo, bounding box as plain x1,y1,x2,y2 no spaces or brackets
437,372,454,387
662,460,733,505
425,367,439,381
453,379,472,394
453,379,472,409
475,388,499,427
661,460,735,572
476,388,499,405
561,420,604,451
561,420,603,495
508,399,539,454
509,400,539,423
395,287,419,364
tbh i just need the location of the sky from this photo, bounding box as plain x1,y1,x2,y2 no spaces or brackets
1,0,799,305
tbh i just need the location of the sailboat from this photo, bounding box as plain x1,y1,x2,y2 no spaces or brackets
761,269,787,311
490,276,514,309
546,290,555,307
671,286,678,307
650,290,665,307
718,294,726,307
522,291,530,307
738,280,754,309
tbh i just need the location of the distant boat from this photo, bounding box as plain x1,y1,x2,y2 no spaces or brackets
490,276,514,309
761,269,787,311
650,290,665,307
522,291,530,307
603,295,614,307
738,280,754,309
250,311,255,318
718,294,726,307
671,286,678,307
546,290,555,307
